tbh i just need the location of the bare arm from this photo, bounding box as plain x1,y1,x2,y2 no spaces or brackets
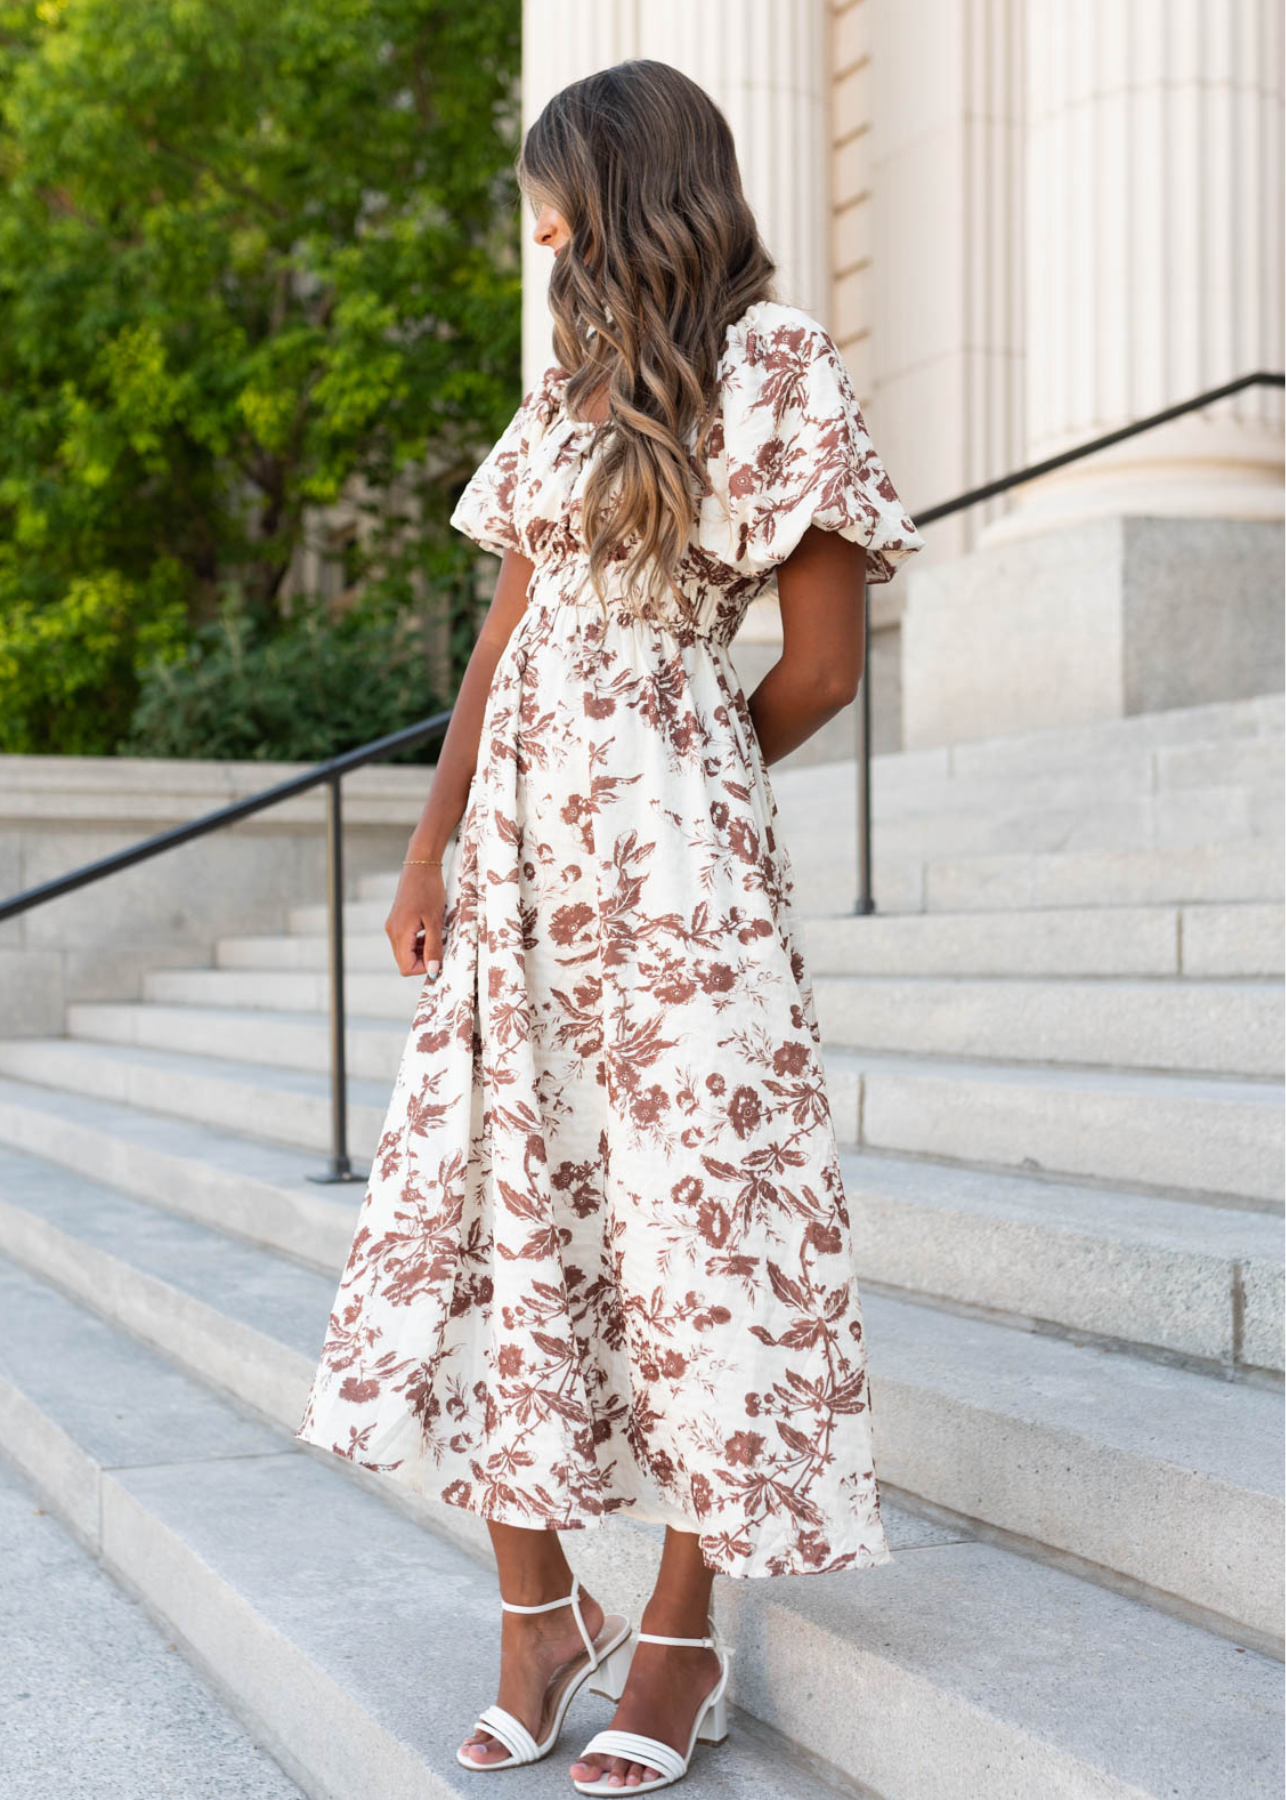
385,547,536,976
745,525,867,765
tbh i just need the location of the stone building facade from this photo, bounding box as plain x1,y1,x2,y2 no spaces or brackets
521,0,1284,755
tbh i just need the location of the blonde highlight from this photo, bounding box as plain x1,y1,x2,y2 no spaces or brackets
517,61,778,622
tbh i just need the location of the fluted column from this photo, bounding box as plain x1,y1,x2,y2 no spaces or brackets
985,0,1284,544
520,1,831,381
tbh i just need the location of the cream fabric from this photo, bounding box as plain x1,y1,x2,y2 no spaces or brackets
296,301,925,1578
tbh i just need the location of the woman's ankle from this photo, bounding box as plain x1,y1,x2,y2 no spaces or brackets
639,1589,714,1642
499,1574,578,1608
487,1523,581,1611
499,1584,604,1649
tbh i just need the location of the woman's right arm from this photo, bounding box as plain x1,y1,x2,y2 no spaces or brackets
385,547,536,977
746,525,867,766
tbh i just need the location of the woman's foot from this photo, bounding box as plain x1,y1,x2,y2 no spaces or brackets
567,1610,722,1788
459,1587,608,1768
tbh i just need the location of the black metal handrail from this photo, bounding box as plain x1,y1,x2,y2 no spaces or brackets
851,369,1284,913
1,708,453,1183
2,370,1281,1178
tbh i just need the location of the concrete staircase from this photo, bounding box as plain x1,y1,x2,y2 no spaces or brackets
0,1452,304,1800
0,690,1282,1798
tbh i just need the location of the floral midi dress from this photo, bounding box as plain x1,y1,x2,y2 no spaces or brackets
295,299,926,1580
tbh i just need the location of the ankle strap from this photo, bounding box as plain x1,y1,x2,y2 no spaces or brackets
501,1590,577,1615
637,1612,732,1658
499,1574,597,1666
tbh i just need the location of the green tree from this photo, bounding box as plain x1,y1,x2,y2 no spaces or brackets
0,0,522,754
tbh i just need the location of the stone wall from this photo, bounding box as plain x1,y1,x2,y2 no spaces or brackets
0,756,436,1036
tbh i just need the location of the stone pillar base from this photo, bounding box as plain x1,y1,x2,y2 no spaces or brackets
901,515,1284,750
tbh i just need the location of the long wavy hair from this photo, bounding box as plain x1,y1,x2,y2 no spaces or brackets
517,61,778,620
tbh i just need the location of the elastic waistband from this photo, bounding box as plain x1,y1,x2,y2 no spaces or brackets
526,565,732,648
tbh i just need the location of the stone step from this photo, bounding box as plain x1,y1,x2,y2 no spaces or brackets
850,734,1285,818
0,1076,1275,1377
812,782,1284,861
896,838,1286,914
785,811,1284,914
866,1289,1282,1649
131,961,1284,1079
218,901,1286,980
292,894,396,933
0,1038,393,1161
140,965,419,1022
0,1078,360,1271
221,929,410,972
811,974,1283,1078
776,744,1284,826
4,1259,1278,1800
0,1148,1279,1647
841,1148,1283,1376
7,1031,1280,1206
806,902,1284,978
822,1046,1283,1205
65,1001,406,1084
0,1453,304,1800
773,691,1285,792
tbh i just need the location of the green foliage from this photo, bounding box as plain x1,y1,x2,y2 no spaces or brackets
0,561,187,752
126,597,447,763
0,0,523,753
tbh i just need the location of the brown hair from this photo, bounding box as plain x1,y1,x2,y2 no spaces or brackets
517,60,777,619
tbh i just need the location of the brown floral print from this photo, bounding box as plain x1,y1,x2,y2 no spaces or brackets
295,301,925,1578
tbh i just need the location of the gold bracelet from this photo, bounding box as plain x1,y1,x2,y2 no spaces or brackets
403,857,443,866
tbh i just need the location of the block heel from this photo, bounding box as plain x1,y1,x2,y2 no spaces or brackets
586,1632,636,1701
696,1689,728,1744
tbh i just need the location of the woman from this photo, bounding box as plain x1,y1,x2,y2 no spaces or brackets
296,59,925,1795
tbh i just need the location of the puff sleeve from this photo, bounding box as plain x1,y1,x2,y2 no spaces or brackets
721,311,925,584
448,376,546,557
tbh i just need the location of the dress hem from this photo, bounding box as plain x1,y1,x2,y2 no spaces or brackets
292,1424,895,1582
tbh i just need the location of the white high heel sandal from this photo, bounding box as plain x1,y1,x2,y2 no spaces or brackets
457,1574,634,1772
570,1612,734,1794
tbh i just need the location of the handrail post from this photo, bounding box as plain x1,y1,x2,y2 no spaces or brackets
308,772,366,1185
855,577,875,915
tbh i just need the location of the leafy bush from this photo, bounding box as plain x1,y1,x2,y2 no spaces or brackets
125,599,447,763
0,563,187,754
0,0,522,752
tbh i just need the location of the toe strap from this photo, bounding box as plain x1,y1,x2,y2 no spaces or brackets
577,1728,686,1783
474,1703,541,1764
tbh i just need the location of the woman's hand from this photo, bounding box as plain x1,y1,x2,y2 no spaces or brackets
385,864,447,979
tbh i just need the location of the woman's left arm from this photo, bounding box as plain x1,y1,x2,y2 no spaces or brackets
744,524,867,766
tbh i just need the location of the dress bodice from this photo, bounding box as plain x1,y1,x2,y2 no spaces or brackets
449,299,926,646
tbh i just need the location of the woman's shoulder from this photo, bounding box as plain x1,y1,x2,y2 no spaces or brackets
722,298,840,370
715,299,857,445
